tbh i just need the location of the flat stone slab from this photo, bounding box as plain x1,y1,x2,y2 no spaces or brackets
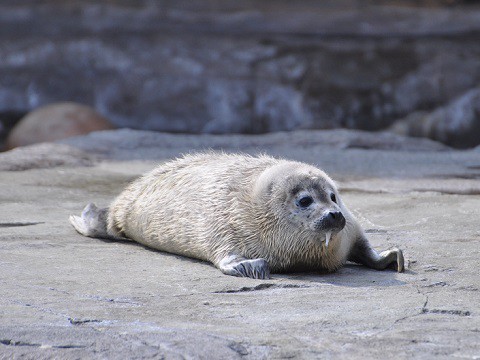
0,130,479,358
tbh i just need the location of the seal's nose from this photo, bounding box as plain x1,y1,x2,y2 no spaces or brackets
326,211,346,229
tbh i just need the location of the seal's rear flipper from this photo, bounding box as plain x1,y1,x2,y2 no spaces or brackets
69,203,123,240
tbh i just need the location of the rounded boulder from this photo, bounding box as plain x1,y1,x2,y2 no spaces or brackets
6,102,115,149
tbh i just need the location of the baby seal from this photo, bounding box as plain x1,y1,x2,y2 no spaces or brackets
70,153,404,279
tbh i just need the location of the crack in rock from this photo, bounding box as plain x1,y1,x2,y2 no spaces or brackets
0,339,86,349
0,222,44,228
214,283,310,293
457,285,478,292
421,289,429,313
84,295,141,305
0,339,41,347
423,265,455,272
422,309,471,316
51,344,87,349
423,281,448,288
390,285,429,327
228,341,249,356
68,317,102,325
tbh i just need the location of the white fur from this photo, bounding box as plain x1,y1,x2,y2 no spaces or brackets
106,153,364,273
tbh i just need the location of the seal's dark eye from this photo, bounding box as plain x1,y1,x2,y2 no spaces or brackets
298,196,313,208
330,193,337,203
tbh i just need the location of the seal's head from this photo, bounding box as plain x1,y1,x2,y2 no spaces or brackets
254,162,346,245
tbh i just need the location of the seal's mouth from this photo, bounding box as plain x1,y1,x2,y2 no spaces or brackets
314,219,346,247
313,211,346,235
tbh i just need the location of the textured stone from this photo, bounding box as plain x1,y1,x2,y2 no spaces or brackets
6,102,114,149
1,1,480,146
391,88,480,148
0,143,97,171
0,130,479,358
59,128,449,163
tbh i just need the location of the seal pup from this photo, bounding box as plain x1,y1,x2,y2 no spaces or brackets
70,153,404,279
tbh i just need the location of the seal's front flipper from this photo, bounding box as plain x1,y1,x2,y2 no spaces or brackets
69,203,121,240
348,235,404,272
217,255,271,279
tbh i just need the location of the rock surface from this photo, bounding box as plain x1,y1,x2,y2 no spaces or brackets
390,88,480,149
0,129,479,358
1,1,480,146
6,102,114,149
0,142,97,171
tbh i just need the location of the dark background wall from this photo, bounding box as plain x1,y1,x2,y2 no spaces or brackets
1,0,480,146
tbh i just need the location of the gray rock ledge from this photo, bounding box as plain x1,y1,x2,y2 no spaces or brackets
0,129,479,359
